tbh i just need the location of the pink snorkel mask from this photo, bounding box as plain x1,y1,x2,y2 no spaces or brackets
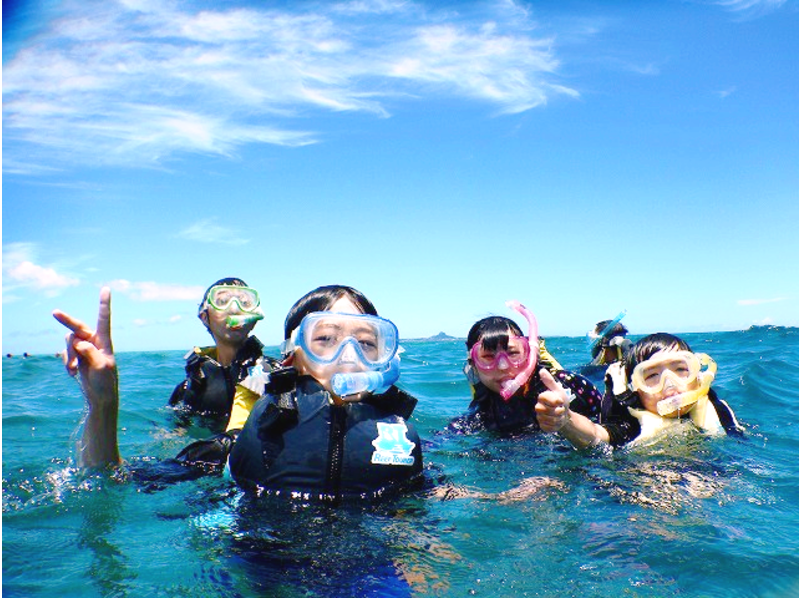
498,300,539,400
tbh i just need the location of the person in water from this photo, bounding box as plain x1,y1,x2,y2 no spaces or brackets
168,278,276,427
536,332,744,448
587,315,631,368
54,285,423,503
452,300,603,435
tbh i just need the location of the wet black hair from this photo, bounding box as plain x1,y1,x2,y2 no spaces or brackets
284,285,378,340
465,316,524,355
624,333,692,381
591,319,630,359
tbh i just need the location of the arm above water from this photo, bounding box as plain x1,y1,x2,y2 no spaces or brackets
535,368,611,449
53,287,121,468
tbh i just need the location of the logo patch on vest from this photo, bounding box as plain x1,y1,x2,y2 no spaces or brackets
371,422,416,466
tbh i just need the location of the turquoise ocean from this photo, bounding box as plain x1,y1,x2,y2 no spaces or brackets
3,327,798,597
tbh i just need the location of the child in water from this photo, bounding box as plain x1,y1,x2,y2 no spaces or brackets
452,300,602,435
537,332,744,448
54,285,423,503
168,277,277,428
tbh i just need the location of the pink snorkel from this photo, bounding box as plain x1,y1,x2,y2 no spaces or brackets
499,300,539,400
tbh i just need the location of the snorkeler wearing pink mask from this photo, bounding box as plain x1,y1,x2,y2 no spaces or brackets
455,301,602,435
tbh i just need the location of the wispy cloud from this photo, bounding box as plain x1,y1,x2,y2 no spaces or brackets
737,297,786,306
107,279,205,301
2,243,80,299
3,0,579,171
177,218,250,246
714,0,787,19
714,86,737,98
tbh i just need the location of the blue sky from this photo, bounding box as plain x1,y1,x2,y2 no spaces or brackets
3,0,798,356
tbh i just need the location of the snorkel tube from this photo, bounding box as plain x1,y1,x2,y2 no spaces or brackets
586,310,627,353
331,354,401,400
499,300,539,401
655,354,717,416
225,312,264,329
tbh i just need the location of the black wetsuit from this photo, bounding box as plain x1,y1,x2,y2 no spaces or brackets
229,377,424,503
168,336,268,419
450,367,603,435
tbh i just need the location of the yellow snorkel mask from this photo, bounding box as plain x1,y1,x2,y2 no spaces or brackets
630,351,717,416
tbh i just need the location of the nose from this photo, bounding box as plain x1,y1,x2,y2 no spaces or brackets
496,354,510,370
337,339,359,365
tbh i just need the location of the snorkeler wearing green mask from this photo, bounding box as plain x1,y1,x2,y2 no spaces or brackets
168,278,278,428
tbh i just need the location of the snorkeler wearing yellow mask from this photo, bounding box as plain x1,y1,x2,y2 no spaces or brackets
536,333,743,448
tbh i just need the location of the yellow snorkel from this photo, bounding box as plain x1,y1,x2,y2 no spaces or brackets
654,353,717,416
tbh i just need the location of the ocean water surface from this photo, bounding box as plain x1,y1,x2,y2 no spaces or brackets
3,327,798,597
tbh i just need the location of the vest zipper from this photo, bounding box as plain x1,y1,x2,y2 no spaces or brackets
325,404,347,502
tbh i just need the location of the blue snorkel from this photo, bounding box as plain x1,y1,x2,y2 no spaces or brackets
586,310,627,353
331,354,401,399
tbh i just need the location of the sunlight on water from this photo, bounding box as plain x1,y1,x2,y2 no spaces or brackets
3,327,798,597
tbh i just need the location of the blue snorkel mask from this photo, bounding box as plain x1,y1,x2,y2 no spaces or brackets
282,311,401,399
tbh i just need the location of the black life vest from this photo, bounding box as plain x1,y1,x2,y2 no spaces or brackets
464,367,602,434
168,336,266,418
229,377,423,503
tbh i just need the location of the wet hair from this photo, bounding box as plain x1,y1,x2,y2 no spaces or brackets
465,316,524,354
200,277,248,305
591,320,630,359
624,333,692,381
284,285,378,340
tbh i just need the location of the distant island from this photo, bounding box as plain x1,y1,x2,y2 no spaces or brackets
403,331,464,342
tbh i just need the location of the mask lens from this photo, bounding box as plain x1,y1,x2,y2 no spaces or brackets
297,312,398,367
207,286,260,312
470,336,530,372
632,351,700,394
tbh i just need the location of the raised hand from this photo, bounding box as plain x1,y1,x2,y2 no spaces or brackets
53,287,121,467
534,368,571,433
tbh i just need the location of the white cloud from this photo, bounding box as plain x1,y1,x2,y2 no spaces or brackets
714,0,787,19
2,242,80,296
737,297,785,306
3,0,578,170
107,279,205,301
177,218,250,246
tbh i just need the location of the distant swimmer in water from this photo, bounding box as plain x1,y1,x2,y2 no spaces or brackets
537,332,744,448
586,312,632,368
168,278,279,430
54,285,424,504
449,300,603,436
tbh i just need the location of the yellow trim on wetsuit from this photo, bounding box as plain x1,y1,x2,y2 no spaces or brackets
226,385,259,432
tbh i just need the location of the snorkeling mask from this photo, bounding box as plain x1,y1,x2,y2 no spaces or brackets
586,310,627,356
630,351,717,416
282,312,400,399
200,285,264,329
468,300,539,401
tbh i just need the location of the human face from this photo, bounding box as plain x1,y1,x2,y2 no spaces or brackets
201,305,255,347
470,332,530,395
291,296,366,398
632,350,702,417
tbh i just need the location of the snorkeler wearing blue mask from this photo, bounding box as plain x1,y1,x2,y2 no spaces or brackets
227,285,422,502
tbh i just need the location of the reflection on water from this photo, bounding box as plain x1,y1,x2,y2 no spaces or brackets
3,329,798,597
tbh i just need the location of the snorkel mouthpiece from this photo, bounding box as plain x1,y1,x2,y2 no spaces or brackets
499,300,539,401
331,355,401,400
655,354,717,416
225,312,264,329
